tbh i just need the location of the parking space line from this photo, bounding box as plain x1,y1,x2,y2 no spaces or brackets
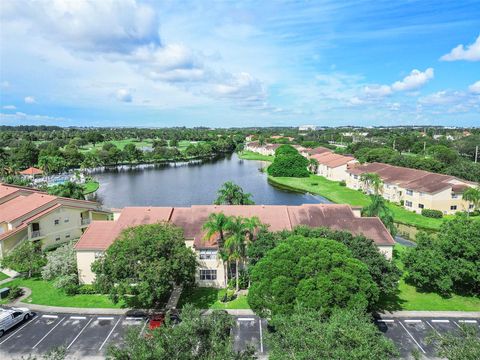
399,321,426,354
377,319,394,323
42,315,58,319
431,320,449,323
66,318,93,350
237,317,255,321
426,320,442,337
453,321,461,329
0,316,36,345
70,316,87,320
99,317,122,350
259,319,264,354
98,316,114,320
33,317,65,349
404,319,422,323
139,320,148,337
458,320,477,323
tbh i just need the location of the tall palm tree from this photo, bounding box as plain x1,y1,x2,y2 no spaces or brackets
242,216,261,244
360,172,383,195
462,186,480,215
224,216,248,292
203,212,231,287
362,195,397,236
308,158,319,174
214,181,254,205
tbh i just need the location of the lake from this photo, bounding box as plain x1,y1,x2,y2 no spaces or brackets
90,154,331,208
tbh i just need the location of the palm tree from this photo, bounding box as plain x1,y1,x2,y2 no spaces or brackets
462,186,480,215
224,216,248,292
360,172,383,195
202,212,231,287
214,181,254,205
242,216,262,244
362,195,397,236
48,181,85,200
308,158,319,174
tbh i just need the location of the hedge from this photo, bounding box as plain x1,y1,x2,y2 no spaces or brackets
421,209,443,218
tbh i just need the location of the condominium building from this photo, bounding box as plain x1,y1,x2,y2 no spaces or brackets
346,162,474,215
75,204,395,287
0,183,110,257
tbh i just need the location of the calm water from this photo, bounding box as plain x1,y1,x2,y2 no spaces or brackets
90,154,331,208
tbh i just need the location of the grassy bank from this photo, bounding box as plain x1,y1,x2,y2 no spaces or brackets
379,245,480,311
179,287,250,310
268,175,445,231
0,272,10,281
4,278,123,308
238,151,274,162
83,180,99,195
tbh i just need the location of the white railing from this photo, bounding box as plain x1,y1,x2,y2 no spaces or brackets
81,218,91,226
31,230,41,238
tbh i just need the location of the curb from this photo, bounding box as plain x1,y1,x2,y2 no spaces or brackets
379,311,480,318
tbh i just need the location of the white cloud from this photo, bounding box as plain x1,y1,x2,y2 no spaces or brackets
24,96,36,104
2,105,16,110
440,35,480,61
212,72,266,106
468,80,480,94
1,81,10,88
116,89,132,102
364,84,392,97
391,68,434,91
0,112,70,123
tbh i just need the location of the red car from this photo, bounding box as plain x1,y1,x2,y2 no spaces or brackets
148,313,165,330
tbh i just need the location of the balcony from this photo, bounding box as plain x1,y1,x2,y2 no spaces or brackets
81,218,91,226
31,230,42,239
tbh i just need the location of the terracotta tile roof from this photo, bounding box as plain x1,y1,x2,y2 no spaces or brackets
75,204,395,251
308,147,332,156
0,184,22,200
0,193,57,223
19,167,43,175
311,153,355,168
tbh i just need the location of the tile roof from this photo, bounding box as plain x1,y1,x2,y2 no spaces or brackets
308,147,332,156
19,167,43,175
0,184,21,200
75,204,395,251
311,152,355,168
0,193,57,223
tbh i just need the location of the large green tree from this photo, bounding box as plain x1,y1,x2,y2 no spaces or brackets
92,223,197,308
268,146,309,178
47,181,85,200
267,307,398,360
462,186,480,214
107,305,255,360
248,236,379,317
403,216,480,296
362,195,397,236
428,324,480,360
1,241,46,278
214,181,254,205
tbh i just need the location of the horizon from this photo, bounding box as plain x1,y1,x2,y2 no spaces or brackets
1,1,479,127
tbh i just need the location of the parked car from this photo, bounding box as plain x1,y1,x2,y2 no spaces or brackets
148,310,181,331
0,307,33,337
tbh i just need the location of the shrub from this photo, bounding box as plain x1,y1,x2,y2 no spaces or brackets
7,285,24,301
339,180,346,187
421,209,443,218
227,270,249,290
76,284,98,294
310,182,318,186
221,289,236,302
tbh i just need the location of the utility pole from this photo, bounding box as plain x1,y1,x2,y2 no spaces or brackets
423,141,426,155
475,145,478,163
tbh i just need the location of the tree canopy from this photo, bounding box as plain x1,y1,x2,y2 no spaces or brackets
403,216,480,296
267,307,398,360
268,145,309,178
248,236,379,317
92,223,197,308
214,181,254,205
0,241,46,278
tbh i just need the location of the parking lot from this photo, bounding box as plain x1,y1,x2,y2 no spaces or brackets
0,311,267,359
376,317,479,359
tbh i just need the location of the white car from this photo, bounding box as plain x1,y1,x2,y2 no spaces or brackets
0,307,33,337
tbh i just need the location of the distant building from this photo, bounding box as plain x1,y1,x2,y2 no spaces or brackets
75,204,395,286
299,125,319,131
19,167,43,179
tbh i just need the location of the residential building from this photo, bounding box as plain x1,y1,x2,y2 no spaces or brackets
310,152,357,182
0,183,110,257
346,162,474,214
299,125,319,131
244,141,281,156
75,204,395,287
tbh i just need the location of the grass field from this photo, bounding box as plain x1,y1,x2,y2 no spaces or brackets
178,287,250,310
0,272,10,281
379,244,480,311
268,175,446,231
4,278,123,308
83,180,99,195
79,138,155,153
238,151,274,162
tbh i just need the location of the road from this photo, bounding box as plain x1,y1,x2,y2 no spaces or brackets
0,310,478,359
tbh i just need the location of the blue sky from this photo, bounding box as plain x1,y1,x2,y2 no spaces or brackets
0,0,479,127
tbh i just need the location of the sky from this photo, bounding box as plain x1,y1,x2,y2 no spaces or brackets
0,0,479,128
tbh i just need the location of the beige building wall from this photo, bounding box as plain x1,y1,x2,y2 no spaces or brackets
377,245,393,260
0,228,27,258
77,251,99,284
196,254,226,288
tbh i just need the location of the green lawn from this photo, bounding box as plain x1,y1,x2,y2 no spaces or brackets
83,180,99,195
379,244,480,311
79,138,155,153
178,287,250,310
0,272,10,281
4,278,124,308
238,151,274,162
268,175,446,231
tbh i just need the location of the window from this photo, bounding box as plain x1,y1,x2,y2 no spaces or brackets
470,204,475,209
65,233,70,239
94,252,104,259
55,236,61,241
405,201,413,207
418,204,424,209
199,249,217,260
12,311,22,318
406,189,413,196
199,269,217,281
54,219,60,225
64,218,69,223
451,193,458,199
353,175,358,179
450,205,457,211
